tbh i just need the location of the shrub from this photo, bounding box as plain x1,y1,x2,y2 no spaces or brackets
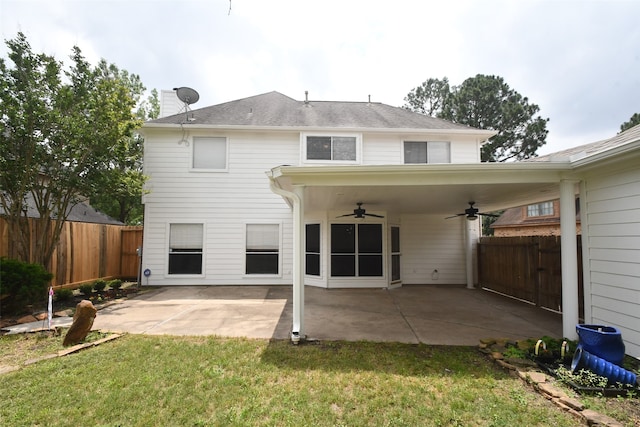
79,284,94,296
93,279,107,292
0,257,53,314
109,279,123,291
54,288,73,302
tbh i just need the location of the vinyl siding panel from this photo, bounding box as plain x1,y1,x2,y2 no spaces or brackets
583,164,640,358
400,214,471,284
142,130,298,285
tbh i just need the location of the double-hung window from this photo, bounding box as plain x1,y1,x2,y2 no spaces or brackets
306,135,357,161
192,137,227,170
168,223,203,275
404,141,451,164
246,224,280,274
527,201,554,217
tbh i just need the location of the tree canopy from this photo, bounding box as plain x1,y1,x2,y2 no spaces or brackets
619,112,640,133
404,74,549,162
0,32,145,267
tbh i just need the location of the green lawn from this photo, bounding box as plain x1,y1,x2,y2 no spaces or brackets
0,335,586,426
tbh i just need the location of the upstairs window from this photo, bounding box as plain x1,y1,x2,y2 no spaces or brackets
404,141,451,164
192,137,227,170
527,201,554,217
306,136,357,161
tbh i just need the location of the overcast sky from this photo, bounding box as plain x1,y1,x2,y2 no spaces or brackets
2,0,639,154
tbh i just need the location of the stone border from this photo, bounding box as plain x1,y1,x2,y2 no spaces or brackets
479,338,624,427
0,332,122,375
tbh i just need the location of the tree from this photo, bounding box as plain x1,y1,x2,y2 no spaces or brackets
0,32,143,268
402,77,450,116
87,88,159,224
404,74,549,162
619,112,640,133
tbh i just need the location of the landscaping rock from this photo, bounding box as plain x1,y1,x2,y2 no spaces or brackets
537,382,564,398
17,314,37,324
558,396,584,411
520,371,547,385
581,409,624,427
63,300,97,347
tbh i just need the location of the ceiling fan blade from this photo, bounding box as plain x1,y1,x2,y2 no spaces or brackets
364,213,385,218
444,213,465,219
478,212,501,218
336,213,356,218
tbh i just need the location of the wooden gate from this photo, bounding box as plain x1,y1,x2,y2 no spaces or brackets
477,236,583,317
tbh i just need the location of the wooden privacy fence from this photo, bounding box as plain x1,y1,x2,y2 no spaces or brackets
0,219,143,288
477,236,583,317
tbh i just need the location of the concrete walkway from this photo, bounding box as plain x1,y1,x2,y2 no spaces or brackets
6,285,563,345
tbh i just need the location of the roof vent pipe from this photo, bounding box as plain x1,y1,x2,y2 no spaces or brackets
304,91,309,104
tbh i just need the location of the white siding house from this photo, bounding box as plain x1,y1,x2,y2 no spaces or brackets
141,91,494,288
142,91,640,354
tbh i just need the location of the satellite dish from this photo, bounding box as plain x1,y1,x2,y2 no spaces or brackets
174,87,200,105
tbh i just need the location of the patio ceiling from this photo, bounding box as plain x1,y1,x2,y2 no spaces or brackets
269,162,577,216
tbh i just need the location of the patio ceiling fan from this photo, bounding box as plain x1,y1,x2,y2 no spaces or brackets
337,202,384,219
445,202,500,221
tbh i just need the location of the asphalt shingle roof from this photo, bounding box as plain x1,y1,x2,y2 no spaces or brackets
528,123,640,162
149,91,476,131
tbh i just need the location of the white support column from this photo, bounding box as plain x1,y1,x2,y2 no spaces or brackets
291,185,305,342
465,218,475,289
560,179,580,340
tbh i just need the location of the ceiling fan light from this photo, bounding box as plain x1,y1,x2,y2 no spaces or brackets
467,215,478,221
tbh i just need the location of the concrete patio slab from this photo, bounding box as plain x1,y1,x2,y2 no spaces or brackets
6,285,563,345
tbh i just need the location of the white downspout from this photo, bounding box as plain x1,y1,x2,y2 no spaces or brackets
267,173,305,343
560,179,580,340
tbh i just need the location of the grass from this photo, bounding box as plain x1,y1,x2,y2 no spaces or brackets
0,334,584,427
0,329,109,366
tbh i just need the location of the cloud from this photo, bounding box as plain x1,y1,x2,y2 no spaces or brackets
2,0,639,154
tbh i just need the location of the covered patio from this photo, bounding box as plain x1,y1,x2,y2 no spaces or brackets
268,162,581,342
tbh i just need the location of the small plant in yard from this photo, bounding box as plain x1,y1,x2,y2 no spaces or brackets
78,284,93,296
555,365,610,389
502,345,527,359
93,279,107,292
54,288,73,302
0,257,53,314
108,279,122,291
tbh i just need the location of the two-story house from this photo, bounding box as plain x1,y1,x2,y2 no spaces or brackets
141,91,640,354
141,90,499,290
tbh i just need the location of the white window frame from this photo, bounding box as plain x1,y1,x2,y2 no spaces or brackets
403,141,451,164
301,133,362,164
166,222,205,277
191,136,229,172
527,201,554,217
244,222,282,276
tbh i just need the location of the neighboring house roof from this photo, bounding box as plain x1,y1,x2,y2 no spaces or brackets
490,200,580,230
1,195,123,225
528,123,640,162
148,91,491,134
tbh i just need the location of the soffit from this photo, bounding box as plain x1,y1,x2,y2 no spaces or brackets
270,163,574,215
